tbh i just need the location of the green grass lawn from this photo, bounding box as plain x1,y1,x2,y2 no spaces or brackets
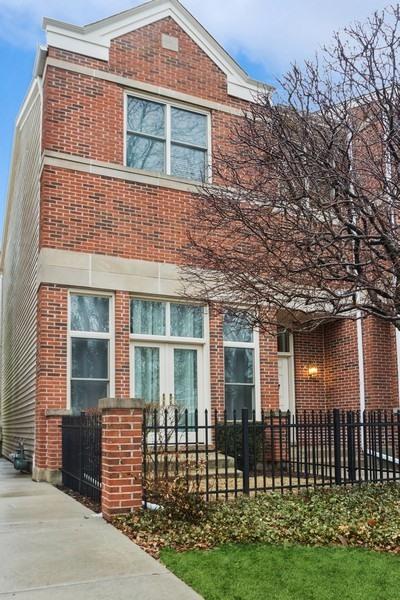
161,544,400,600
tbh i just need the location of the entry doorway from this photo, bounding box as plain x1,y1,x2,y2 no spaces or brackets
131,342,204,424
277,330,295,414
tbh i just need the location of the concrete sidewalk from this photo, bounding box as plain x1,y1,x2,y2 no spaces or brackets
0,458,202,599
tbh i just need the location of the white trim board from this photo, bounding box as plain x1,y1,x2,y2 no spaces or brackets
42,0,273,102
356,314,366,414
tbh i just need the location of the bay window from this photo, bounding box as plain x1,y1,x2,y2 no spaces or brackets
69,293,113,411
126,95,209,183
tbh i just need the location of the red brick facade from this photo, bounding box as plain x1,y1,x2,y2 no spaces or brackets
33,10,400,478
36,285,68,476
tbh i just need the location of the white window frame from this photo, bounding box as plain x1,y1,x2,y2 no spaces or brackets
223,317,261,419
130,296,211,413
277,329,294,357
124,91,212,183
130,297,207,345
67,289,115,410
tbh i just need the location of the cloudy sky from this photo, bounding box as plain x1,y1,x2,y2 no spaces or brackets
0,0,390,231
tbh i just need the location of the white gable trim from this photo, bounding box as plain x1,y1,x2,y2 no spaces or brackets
43,0,272,102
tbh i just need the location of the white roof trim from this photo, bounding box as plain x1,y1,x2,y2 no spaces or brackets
43,0,273,102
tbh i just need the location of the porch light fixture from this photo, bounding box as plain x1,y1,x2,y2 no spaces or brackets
307,364,318,378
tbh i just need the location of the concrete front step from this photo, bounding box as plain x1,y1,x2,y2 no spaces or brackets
145,452,236,471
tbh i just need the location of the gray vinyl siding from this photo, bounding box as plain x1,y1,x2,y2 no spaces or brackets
0,84,41,460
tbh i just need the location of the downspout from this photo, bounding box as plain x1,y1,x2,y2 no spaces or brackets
356,313,365,415
382,112,400,409
358,315,400,464
396,328,400,408
356,312,365,450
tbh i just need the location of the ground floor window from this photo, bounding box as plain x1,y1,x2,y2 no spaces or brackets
66,293,266,417
223,312,256,419
69,293,113,411
130,299,206,425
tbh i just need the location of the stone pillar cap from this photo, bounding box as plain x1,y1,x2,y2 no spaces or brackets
45,409,73,417
98,398,145,410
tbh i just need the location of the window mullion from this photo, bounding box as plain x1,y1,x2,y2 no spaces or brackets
166,103,171,175
166,302,171,337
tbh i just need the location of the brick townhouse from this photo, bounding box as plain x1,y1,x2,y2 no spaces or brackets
0,0,399,483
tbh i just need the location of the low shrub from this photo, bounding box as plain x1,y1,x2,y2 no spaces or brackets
115,483,400,558
144,475,209,523
216,421,264,469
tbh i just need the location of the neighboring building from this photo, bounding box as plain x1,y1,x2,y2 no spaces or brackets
0,0,399,482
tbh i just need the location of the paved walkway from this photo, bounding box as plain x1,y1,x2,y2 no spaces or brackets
0,458,202,599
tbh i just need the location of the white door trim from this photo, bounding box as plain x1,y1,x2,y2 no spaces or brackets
277,332,296,414
130,341,206,413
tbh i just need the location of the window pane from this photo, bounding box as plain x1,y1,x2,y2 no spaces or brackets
223,312,253,343
171,144,206,182
225,385,254,420
127,134,165,172
171,107,207,147
170,304,203,338
127,97,165,137
277,330,291,353
224,347,254,384
134,346,160,403
71,380,108,412
131,299,166,335
72,338,108,379
70,295,109,332
174,349,198,425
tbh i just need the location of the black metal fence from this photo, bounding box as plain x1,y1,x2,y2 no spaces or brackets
61,413,102,504
142,408,400,505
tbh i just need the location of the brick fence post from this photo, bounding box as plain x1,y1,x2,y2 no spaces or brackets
99,398,144,521
34,409,72,484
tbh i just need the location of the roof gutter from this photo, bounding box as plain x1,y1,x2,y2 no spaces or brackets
33,45,48,79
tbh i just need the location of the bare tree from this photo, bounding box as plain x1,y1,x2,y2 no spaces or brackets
184,5,400,331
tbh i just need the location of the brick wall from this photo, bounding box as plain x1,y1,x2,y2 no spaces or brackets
40,167,197,263
362,317,398,410
293,329,326,411
324,320,360,410
209,307,225,414
259,330,279,411
293,320,399,413
115,291,131,399
36,285,68,472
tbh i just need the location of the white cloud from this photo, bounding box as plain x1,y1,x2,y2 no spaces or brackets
0,0,391,78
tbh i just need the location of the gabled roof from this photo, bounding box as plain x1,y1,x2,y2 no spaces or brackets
42,0,273,102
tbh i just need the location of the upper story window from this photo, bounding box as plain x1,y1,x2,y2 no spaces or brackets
126,96,209,183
